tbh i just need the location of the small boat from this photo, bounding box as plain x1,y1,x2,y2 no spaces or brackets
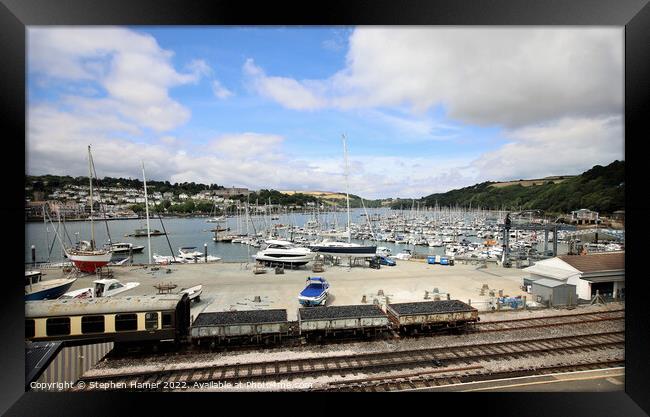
178,247,222,263
108,242,145,254
376,246,392,257
126,228,166,237
92,278,140,298
153,253,184,265
59,287,94,299
178,247,203,260
180,285,202,302
25,271,77,301
394,249,412,260
298,276,330,306
206,216,226,223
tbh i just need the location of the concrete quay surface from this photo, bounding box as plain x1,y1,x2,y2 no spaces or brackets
42,260,529,321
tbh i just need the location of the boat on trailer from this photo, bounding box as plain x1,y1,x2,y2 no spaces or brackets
298,276,330,306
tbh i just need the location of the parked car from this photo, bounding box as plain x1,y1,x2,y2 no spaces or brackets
379,256,396,266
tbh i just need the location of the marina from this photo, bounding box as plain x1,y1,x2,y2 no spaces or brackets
18,25,630,399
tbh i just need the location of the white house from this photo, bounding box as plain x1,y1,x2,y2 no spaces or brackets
523,252,624,300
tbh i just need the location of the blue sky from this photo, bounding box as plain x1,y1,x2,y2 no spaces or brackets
27,27,623,199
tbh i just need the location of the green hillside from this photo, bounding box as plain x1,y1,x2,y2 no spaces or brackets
399,160,624,214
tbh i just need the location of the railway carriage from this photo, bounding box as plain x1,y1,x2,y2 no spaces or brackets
386,300,479,334
190,309,293,347
298,305,391,340
25,294,191,346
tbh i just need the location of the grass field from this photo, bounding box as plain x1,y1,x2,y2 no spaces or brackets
489,176,575,188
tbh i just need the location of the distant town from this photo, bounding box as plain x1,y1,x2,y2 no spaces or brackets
24,175,393,222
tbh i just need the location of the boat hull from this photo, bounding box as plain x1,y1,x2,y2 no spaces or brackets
253,254,311,266
66,251,112,273
310,245,377,258
111,246,145,254
25,279,77,301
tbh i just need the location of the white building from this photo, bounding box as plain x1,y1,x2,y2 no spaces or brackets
570,208,599,225
523,252,624,300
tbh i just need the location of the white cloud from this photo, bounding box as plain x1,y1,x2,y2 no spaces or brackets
472,115,624,181
243,59,327,110
28,27,207,132
211,80,233,99
209,132,284,157
186,59,213,78
244,28,622,128
159,136,177,145
27,27,624,199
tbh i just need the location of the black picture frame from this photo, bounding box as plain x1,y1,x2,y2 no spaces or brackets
1,0,648,415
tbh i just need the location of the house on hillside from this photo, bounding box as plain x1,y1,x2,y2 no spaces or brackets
570,208,599,225
523,252,624,302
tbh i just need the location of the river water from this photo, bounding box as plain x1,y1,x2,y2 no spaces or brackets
25,208,567,264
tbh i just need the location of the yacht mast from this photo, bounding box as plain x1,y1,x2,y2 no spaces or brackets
142,161,152,264
342,134,351,243
87,145,95,250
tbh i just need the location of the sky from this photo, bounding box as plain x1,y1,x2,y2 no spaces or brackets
26,27,624,199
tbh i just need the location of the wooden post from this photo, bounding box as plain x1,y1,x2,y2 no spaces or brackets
204,243,208,263
31,245,36,266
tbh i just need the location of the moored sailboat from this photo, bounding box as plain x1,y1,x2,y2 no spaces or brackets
309,134,376,258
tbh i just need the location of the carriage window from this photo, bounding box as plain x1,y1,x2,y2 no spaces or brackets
25,320,35,338
81,316,105,334
162,312,173,328
145,312,158,330
115,314,138,331
46,318,70,336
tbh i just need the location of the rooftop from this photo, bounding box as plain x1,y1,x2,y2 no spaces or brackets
533,278,574,288
558,252,624,273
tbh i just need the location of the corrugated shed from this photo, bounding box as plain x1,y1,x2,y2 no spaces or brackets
33,342,113,390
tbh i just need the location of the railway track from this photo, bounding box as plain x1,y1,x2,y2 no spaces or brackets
105,308,625,360
315,358,626,392
75,330,624,391
476,309,625,332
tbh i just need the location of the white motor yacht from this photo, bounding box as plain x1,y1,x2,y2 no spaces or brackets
253,239,315,266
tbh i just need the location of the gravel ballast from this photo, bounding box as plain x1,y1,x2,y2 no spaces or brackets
388,300,476,315
193,309,288,326
299,305,385,320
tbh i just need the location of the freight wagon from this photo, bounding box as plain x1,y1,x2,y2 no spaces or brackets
386,300,478,334
190,309,293,347
298,304,391,340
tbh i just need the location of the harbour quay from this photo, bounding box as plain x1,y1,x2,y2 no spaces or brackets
44,260,529,321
